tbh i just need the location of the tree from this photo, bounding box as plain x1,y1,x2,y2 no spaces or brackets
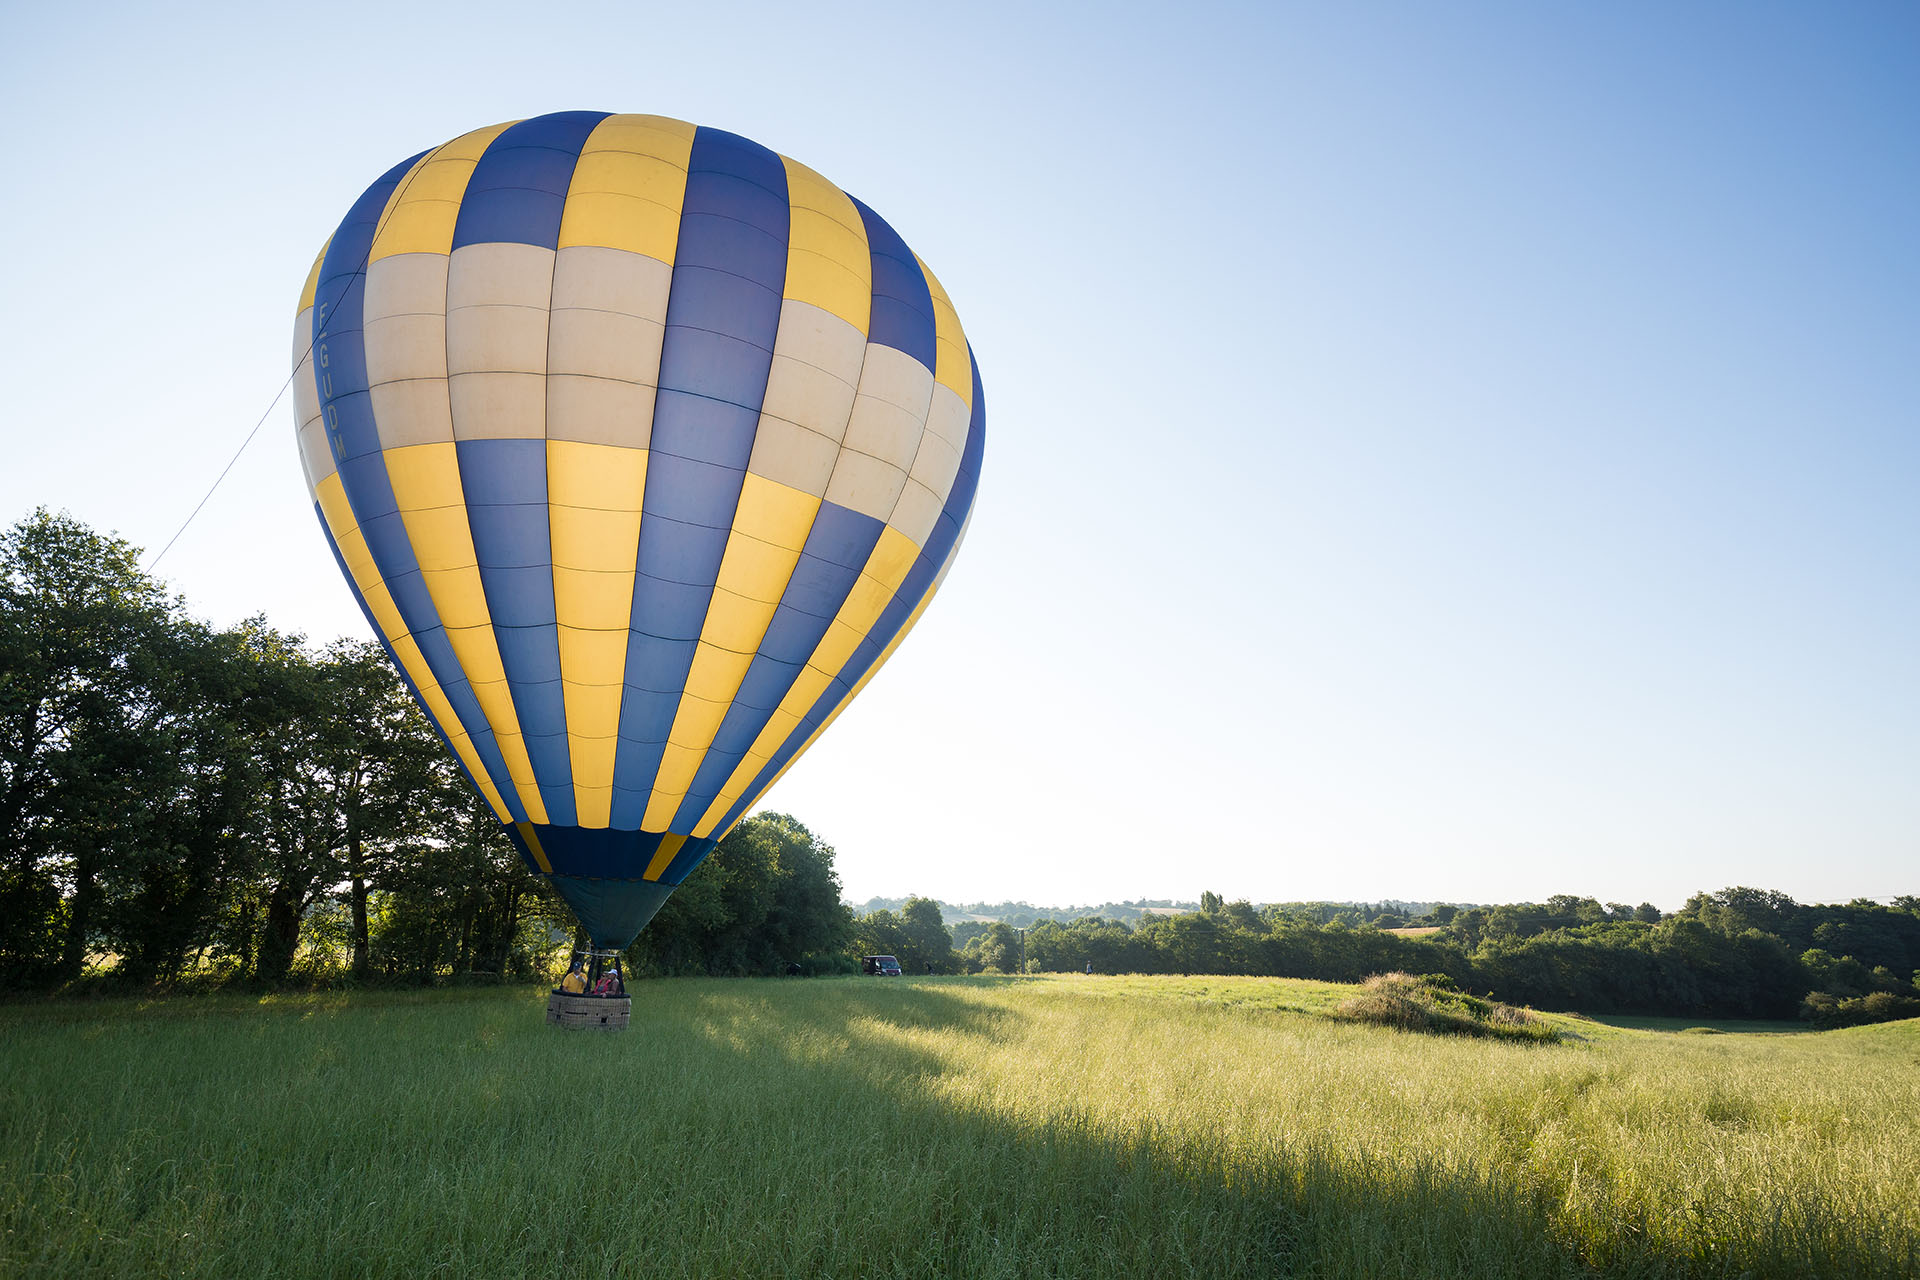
745,813,853,967
967,921,1021,973
0,510,174,982
897,896,957,973
631,813,852,975
312,640,455,980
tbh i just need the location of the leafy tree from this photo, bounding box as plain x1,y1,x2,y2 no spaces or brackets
966,921,1021,973
0,510,175,981
892,896,954,973
632,813,852,976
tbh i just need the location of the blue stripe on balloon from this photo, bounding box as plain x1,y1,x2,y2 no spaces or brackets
850,196,937,374
521,825,665,880
455,437,576,826
450,111,609,250
313,155,528,824
520,824,715,886
668,500,882,830
607,126,790,831
711,350,986,836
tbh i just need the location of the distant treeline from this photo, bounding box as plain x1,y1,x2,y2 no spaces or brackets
7,510,1916,1027
851,897,1198,929
0,510,851,991
854,889,1920,1026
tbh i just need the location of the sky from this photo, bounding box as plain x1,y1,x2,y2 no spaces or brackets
3,2,1915,910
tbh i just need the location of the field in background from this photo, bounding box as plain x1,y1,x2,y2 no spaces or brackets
2,976,1915,1279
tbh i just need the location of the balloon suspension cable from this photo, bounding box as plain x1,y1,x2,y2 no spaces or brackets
146,377,294,570
146,158,432,572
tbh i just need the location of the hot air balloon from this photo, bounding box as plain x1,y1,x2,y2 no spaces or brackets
291,112,983,973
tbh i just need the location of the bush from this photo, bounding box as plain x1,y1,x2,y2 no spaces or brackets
1337,973,1561,1044
1801,988,1920,1029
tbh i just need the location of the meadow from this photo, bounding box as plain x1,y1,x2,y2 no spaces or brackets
2,975,1915,1279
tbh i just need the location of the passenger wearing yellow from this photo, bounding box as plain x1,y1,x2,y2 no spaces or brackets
560,961,588,994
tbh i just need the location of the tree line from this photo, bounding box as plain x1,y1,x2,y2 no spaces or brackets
7,509,1915,1027
0,510,850,990
855,888,1920,1026
852,896,1197,929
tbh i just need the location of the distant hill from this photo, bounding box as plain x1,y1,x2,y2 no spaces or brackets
849,897,1491,931
850,898,1198,928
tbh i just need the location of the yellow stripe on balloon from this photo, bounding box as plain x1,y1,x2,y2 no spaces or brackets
690,522,919,839
311,471,511,822
639,474,820,832
298,239,330,316
548,439,649,828
778,156,871,334
558,114,697,262
514,823,554,875
368,122,517,264
642,833,687,882
381,442,551,824
916,255,973,411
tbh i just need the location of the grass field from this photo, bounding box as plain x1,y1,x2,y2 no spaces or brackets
3,975,1915,1278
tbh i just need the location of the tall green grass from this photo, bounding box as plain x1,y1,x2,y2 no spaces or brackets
2,976,1914,1278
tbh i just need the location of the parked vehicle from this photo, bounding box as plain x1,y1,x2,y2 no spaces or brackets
861,955,903,976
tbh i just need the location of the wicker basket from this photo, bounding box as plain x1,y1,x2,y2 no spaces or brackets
546,992,631,1031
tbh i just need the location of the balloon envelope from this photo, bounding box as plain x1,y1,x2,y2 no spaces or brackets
293,113,984,947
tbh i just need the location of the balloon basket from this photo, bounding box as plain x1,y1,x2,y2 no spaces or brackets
547,992,631,1031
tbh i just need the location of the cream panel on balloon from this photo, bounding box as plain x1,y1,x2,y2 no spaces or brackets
749,301,867,498
447,242,555,441
823,450,908,524
890,380,971,544
824,343,935,523
547,245,672,449
842,345,933,471
363,253,454,450
922,381,971,459
291,306,334,490
364,251,451,326
902,432,962,513
887,478,944,550
906,425,963,494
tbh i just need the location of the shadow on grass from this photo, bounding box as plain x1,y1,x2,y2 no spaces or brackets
571,980,1853,1279
2,979,1908,1280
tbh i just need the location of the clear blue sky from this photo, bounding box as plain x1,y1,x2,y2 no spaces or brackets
3,2,1914,909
